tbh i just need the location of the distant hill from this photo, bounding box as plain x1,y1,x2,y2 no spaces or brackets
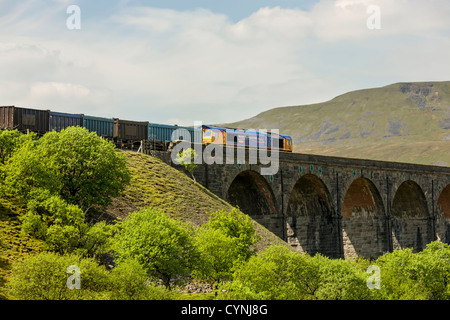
223,81,450,166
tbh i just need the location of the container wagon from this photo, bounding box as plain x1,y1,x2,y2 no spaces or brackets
82,115,114,138
148,123,197,143
146,123,200,151
114,118,148,150
49,111,83,132
0,106,49,135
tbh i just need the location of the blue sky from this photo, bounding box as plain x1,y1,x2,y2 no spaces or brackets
1,0,449,126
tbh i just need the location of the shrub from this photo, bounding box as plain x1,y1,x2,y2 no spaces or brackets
203,208,260,260
192,208,260,286
374,241,450,300
374,248,428,300
219,245,318,300
0,129,36,165
109,259,174,300
111,208,196,289
7,252,110,300
311,254,371,300
193,227,242,284
416,241,450,300
2,127,130,214
21,190,114,258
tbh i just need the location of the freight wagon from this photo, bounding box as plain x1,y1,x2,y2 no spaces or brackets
148,123,198,143
49,111,83,132
0,106,49,135
146,123,200,151
82,115,114,138
114,118,149,150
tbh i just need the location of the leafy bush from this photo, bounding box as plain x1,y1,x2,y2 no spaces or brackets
311,254,371,300
0,129,36,165
192,208,260,286
2,127,130,213
416,241,450,300
109,258,174,300
193,227,242,284
7,252,110,300
203,208,260,260
111,208,196,289
219,245,319,300
374,241,450,300
21,190,114,257
1,127,129,259
220,245,372,300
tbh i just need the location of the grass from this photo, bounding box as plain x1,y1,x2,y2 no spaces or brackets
106,151,288,251
106,151,231,227
0,195,45,300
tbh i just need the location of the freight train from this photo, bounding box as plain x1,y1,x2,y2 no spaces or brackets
0,106,293,152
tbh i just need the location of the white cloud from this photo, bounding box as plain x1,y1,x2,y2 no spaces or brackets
0,1,449,125
223,6,313,42
30,82,90,100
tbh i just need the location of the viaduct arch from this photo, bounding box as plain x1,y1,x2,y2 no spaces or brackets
391,180,430,252
341,177,388,260
437,183,450,243
226,170,283,238
285,174,338,258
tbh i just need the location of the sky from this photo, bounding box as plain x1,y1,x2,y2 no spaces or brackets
1,0,449,126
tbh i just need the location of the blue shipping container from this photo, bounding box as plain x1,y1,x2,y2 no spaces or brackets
49,111,82,132
82,115,114,138
148,123,197,143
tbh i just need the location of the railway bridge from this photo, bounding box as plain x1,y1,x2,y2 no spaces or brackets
150,145,450,260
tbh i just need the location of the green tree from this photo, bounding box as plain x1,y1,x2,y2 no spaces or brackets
374,241,450,300
193,208,261,286
204,208,260,260
219,245,319,300
7,252,110,300
109,258,174,300
374,248,428,300
3,126,131,214
415,241,450,300
311,254,371,300
111,208,196,289
21,189,114,258
2,139,61,200
193,227,242,285
0,129,36,164
174,148,197,182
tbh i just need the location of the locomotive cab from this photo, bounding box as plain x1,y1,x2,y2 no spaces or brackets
203,127,225,144
284,136,293,152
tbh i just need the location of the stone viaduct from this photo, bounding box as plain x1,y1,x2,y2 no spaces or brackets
150,145,450,260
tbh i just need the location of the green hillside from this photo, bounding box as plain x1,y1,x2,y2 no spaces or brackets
224,81,450,166
105,151,286,251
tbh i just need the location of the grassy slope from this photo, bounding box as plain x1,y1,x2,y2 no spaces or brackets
223,81,450,166
106,151,287,250
0,197,45,299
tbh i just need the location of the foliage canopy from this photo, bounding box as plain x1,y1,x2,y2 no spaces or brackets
2,127,131,213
